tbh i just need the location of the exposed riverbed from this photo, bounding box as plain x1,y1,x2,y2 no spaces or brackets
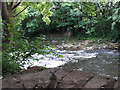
23,48,119,79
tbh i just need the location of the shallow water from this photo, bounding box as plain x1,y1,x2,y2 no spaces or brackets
23,48,119,79
60,49,119,79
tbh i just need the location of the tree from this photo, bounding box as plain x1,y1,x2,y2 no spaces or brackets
1,1,54,74
1,1,53,42
51,2,82,40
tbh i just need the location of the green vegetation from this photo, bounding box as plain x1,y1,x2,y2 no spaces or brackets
2,2,54,75
21,2,120,42
1,1,120,75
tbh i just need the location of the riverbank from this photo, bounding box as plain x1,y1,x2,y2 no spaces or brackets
2,68,119,89
49,39,120,51
44,34,119,51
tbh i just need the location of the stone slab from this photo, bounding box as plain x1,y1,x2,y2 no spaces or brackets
2,68,117,89
2,68,59,89
2,78,23,88
19,68,59,88
57,70,94,88
84,75,116,88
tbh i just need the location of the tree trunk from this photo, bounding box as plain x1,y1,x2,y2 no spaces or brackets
0,1,2,52
2,2,13,43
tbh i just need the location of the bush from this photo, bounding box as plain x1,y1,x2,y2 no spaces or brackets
2,22,54,75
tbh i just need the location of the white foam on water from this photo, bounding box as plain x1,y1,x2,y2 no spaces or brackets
22,49,98,69
20,48,118,80
56,50,67,53
23,53,68,69
23,58,66,69
72,53,98,59
64,54,75,57
113,77,118,80
82,53,98,58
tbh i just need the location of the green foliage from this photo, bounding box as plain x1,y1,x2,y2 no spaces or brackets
19,1,120,43
20,8,52,37
77,1,120,42
53,2,82,32
107,1,120,42
2,19,54,74
82,2,96,17
24,2,53,25
2,2,56,75
13,2,53,30
74,19,98,35
20,2,120,42
13,5,27,26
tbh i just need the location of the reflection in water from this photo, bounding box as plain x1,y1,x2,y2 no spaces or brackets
23,49,119,79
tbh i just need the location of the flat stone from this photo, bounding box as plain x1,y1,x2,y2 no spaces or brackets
19,68,58,88
2,78,23,88
2,68,118,89
57,70,94,88
2,68,58,89
84,75,116,88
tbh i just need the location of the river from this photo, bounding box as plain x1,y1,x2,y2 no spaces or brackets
23,48,119,79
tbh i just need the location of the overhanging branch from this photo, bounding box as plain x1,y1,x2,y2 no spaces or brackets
12,0,22,10
13,5,29,17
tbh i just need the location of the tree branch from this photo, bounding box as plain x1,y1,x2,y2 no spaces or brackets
12,0,22,10
10,2,13,7
13,5,29,17
12,0,18,8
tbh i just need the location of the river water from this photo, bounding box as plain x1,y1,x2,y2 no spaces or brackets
23,48,119,79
